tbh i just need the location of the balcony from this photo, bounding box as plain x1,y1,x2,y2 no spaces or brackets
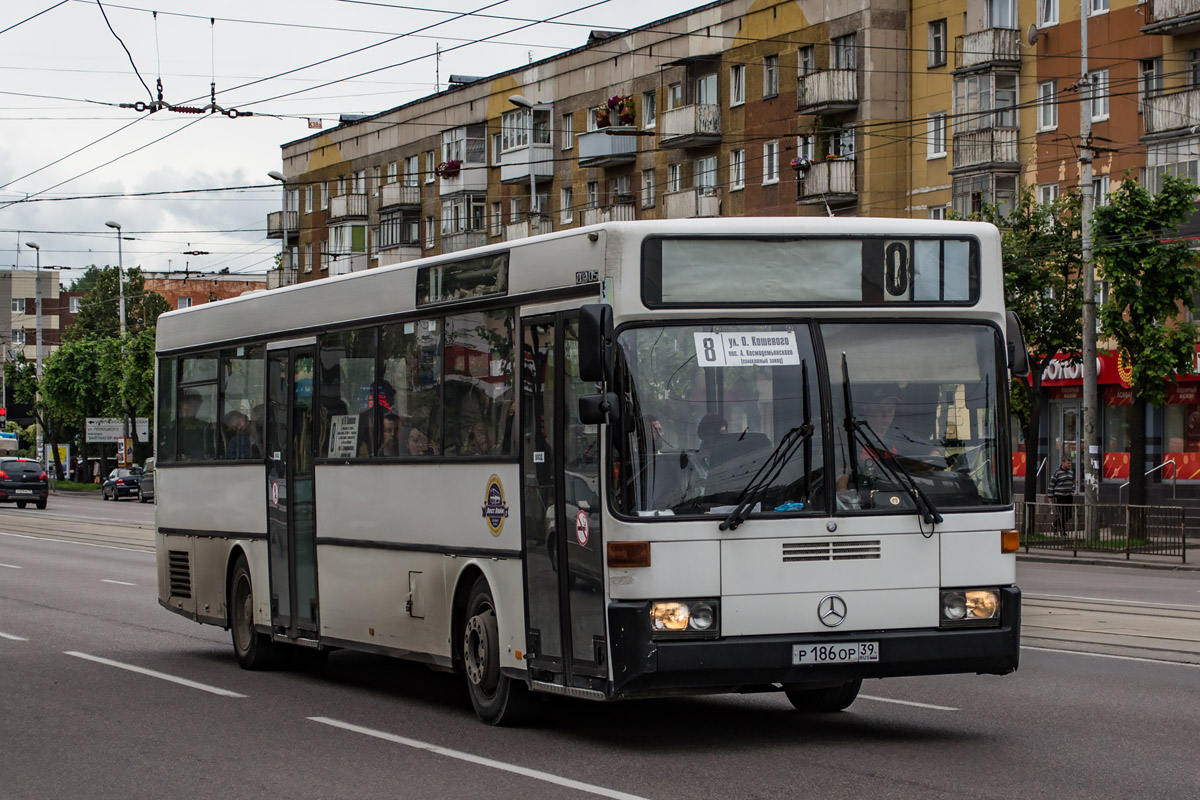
663,188,721,219
797,159,856,205
329,193,368,220
266,210,298,240
376,245,422,267
441,230,488,253
954,28,1020,71
578,127,638,167
951,128,1019,171
503,216,553,241
379,183,421,209
796,70,858,114
658,104,722,148
581,203,636,226
1143,88,1200,135
438,164,488,197
499,144,555,185
1143,0,1200,35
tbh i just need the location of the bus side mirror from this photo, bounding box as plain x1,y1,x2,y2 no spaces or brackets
1006,310,1029,377
579,304,613,384
579,392,621,426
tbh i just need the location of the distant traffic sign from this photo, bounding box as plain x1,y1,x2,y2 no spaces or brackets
86,417,149,443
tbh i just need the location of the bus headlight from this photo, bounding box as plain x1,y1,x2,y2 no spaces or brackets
940,588,1001,627
649,599,719,638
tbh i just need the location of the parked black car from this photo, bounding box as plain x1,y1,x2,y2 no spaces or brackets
102,466,143,501
138,458,155,504
0,458,49,509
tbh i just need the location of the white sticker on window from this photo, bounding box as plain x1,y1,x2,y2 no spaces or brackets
693,331,801,368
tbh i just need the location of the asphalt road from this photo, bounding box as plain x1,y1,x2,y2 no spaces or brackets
1,496,1197,799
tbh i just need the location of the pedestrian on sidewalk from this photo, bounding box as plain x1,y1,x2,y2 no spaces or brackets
1049,457,1075,536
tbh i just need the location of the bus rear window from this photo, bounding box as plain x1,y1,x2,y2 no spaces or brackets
642,236,977,307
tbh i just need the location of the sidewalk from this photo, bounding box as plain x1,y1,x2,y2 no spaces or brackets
1018,546,1200,572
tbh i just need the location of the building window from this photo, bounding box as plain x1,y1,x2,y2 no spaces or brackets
730,150,745,191
1089,0,1108,15
380,212,419,248
952,173,1016,218
424,216,434,248
927,206,946,220
828,127,855,159
304,186,312,214
730,64,745,106
641,168,655,207
927,112,947,159
667,164,682,193
1038,183,1059,205
587,107,601,132
11,298,22,313
1037,81,1058,130
1092,175,1110,207
953,72,1018,132
508,197,523,224
798,46,814,77
501,109,529,151
696,73,717,106
762,55,779,98
178,297,192,310
694,156,718,191
562,113,574,148
1039,0,1058,26
1190,50,1200,87
491,132,502,166
642,92,656,128
425,151,435,183
1139,59,1164,114
667,83,682,111
586,181,599,208
11,328,24,346
928,19,947,68
69,296,81,314
560,187,573,224
490,202,502,236
387,161,397,184
404,156,419,187
797,135,814,160
321,181,329,210
832,35,856,70
990,0,1017,28
314,241,324,271
372,166,381,195
1087,69,1109,121
1146,138,1200,194
763,140,779,184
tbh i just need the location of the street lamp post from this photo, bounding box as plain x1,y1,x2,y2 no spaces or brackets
268,171,289,284
508,95,538,222
23,241,42,461
104,221,125,338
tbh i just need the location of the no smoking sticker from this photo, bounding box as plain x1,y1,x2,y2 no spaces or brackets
575,510,589,546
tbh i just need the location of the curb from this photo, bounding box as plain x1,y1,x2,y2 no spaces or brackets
1018,552,1198,572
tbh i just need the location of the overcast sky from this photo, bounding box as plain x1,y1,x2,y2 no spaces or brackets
0,0,700,286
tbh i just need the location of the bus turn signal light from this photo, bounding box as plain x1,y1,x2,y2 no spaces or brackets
1001,529,1019,553
607,541,650,568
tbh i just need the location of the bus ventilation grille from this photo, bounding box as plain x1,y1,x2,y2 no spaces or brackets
168,550,192,598
782,540,881,563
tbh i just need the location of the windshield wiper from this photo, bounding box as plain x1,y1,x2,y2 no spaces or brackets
720,360,813,531
841,354,943,526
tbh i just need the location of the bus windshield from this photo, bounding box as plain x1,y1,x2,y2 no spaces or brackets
614,321,1007,518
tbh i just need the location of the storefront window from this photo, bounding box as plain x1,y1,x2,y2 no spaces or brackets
1163,383,1200,479
1103,387,1132,480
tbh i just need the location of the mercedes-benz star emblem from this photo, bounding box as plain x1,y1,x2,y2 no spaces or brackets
817,594,848,628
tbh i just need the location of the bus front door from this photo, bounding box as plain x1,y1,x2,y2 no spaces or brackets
521,314,608,692
265,344,319,638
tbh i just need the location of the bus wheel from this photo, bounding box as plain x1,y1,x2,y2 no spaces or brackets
229,554,279,670
783,679,862,713
463,576,529,725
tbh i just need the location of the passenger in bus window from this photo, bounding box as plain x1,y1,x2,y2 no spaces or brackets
177,390,215,461
356,380,396,458
696,414,727,462
222,409,258,459
403,422,437,456
461,420,493,455
378,413,403,457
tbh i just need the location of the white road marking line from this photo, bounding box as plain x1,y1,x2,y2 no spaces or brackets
1023,645,1200,668
309,717,652,800
0,562,22,568
0,531,151,554
858,695,959,711
100,579,136,586
0,632,29,641
64,651,247,697
1028,593,1200,612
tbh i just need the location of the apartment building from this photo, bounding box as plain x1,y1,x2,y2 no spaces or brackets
142,271,267,311
1,269,62,364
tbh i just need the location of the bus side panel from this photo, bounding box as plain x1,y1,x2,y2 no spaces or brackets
444,558,527,674
155,465,267,535
156,532,195,619
940,530,1016,587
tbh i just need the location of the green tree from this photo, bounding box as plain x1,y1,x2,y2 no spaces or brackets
40,335,120,470
3,355,71,474
976,189,1084,506
1092,173,1200,505
65,265,169,341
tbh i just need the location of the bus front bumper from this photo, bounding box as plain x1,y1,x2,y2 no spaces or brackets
607,587,1020,697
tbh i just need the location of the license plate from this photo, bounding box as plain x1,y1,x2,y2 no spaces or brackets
792,642,879,665
14,489,32,495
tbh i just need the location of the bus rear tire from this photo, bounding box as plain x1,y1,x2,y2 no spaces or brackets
784,678,862,713
463,576,530,726
229,554,279,670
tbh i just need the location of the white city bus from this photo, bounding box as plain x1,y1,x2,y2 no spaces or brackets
155,218,1027,724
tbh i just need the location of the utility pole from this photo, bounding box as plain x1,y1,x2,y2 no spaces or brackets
1080,2,1100,537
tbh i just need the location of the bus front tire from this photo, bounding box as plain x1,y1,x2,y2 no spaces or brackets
463,577,529,725
784,678,862,713
229,555,279,670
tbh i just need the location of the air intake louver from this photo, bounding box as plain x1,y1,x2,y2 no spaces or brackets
782,540,881,563
168,550,192,598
